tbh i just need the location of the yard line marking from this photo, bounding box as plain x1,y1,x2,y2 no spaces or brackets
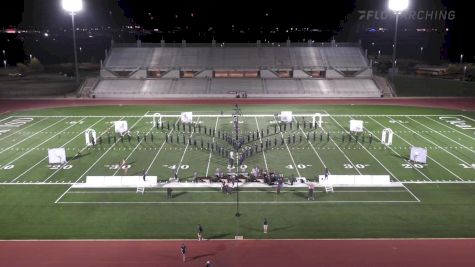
0,117,49,142
2,117,81,167
461,115,475,123
57,200,420,204
67,190,409,194
0,117,68,156
420,116,475,150
331,115,421,202
12,114,459,118
255,116,270,172
355,116,432,182
369,116,464,181
391,116,472,167
54,116,147,204
292,117,327,168
205,116,220,177
0,116,12,123
320,112,362,175
12,117,107,183
41,117,114,183
112,123,157,177
175,116,200,176
145,119,180,174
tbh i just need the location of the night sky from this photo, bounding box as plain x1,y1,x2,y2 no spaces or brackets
0,0,474,62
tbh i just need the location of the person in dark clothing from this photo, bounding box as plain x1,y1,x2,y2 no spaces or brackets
180,243,187,262
166,187,173,199
197,224,204,241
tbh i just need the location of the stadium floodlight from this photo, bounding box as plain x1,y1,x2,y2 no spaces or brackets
62,0,82,13
388,0,409,75
388,0,409,13
62,0,82,85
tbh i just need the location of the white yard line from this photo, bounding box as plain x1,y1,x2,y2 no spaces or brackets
461,115,475,123
0,117,68,156
2,117,83,167
175,116,200,175
0,116,12,123
145,119,180,174
13,114,458,118
254,116,270,172
112,125,157,176
320,111,362,175
353,116,432,182
41,117,115,183
390,116,472,166
409,116,474,154
330,115,420,202
426,116,475,142
369,116,464,181
292,117,327,168
67,190,408,194
57,200,420,204
205,117,220,177
11,117,107,183
0,117,49,142
54,115,147,203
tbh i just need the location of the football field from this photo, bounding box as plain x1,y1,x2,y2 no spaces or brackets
0,104,475,239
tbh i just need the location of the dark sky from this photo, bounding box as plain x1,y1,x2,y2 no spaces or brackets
0,0,474,62
2,0,356,29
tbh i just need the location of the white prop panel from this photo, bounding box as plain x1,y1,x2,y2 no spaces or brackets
85,129,97,146
350,120,363,132
48,148,66,164
410,147,427,164
114,121,128,135
381,128,393,146
181,112,193,123
280,111,293,123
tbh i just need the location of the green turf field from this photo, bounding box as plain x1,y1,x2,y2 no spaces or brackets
0,104,474,239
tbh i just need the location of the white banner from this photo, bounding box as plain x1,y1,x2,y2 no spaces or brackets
48,148,66,164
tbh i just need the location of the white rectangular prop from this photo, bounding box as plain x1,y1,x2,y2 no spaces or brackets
114,121,128,134
410,147,427,164
318,175,390,185
280,111,293,123
350,120,364,132
181,112,193,123
48,148,66,164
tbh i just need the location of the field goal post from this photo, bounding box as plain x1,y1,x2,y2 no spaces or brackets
153,113,162,127
84,129,97,146
381,128,393,146
312,113,322,128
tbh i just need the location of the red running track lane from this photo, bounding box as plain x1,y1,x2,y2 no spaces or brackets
0,239,474,267
0,98,474,114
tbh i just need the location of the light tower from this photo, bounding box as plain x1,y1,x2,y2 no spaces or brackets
62,0,82,85
388,0,409,75
232,104,242,217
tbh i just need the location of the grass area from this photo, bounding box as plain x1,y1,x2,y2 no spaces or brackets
0,104,474,239
393,75,475,96
1,184,475,239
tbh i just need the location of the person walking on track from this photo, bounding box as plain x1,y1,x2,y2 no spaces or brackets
180,243,187,262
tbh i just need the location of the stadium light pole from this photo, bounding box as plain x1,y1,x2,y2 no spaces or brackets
2,49,5,70
389,0,409,75
232,104,242,218
62,0,82,85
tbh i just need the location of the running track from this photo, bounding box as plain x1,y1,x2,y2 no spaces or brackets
1,239,474,267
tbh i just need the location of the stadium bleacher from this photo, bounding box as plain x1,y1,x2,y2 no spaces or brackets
92,42,382,98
